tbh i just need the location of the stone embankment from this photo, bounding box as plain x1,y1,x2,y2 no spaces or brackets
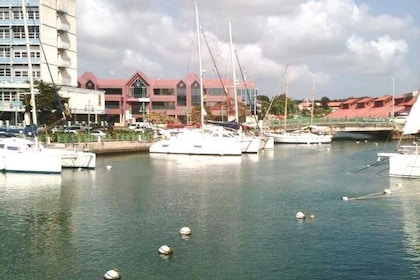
45,140,153,155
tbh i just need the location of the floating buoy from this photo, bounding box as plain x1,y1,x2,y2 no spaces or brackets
106,165,112,170
341,196,349,201
179,226,191,236
295,211,305,219
384,189,392,195
104,268,121,280
159,245,173,255
309,214,315,219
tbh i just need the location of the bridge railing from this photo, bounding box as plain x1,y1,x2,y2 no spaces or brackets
267,117,395,130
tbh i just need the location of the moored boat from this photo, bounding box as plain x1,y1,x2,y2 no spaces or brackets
0,137,62,174
378,92,420,178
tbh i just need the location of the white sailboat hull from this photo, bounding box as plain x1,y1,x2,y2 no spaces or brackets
150,130,242,156
44,148,96,169
267,132,332,144
378,151,420,178
239,137,260,153
0,138,62,174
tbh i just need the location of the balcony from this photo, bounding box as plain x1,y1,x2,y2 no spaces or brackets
57,4,69,14
58,56,71,68
57,39,70,50
57,21,70,32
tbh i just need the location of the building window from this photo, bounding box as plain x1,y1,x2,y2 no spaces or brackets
131,79,147,98
0,8,10,20
102,88,122,95
153,88,174,96
206,88,227,96
191,81,201,106
0,27,10,39
86,81,95,89
13,10,23,20
28,10,39,20
177,82,187,106
0,47,10,58
105,101,120,109
12,26,39,39
0,68,11,77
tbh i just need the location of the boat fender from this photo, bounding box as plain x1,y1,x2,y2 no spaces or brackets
295,211,305,219
159,245,173,255
179,226,191,236
104,268,121,280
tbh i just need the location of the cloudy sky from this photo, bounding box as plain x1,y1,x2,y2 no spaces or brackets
76,0,420,100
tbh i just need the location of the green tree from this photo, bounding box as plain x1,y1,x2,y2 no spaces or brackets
257,95,270,119
25,80,68,126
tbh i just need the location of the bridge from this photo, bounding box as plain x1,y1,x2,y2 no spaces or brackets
268,117,403,140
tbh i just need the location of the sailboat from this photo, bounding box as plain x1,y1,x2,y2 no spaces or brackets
1,1,96,171
377,92,420,178
149,3,242,156
266,69,332,144
0,1,62,174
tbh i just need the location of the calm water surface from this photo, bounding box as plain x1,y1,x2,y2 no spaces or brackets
1,140,420,279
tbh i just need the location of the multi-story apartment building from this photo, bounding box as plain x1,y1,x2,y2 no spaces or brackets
78,71,258,126
0,0,104,126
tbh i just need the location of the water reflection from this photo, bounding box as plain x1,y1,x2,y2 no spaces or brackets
0,173,62,200
389,178,420,278
149,153,242,169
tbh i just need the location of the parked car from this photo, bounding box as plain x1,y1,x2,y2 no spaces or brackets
90,130,107,138
128,122,151,132
64,125,85,134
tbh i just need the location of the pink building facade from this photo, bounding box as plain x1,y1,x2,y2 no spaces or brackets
78,71,257,126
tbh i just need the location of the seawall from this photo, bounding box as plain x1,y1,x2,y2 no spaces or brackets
45,141,153,155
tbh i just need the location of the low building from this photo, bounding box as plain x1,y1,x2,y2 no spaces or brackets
78,71,258,126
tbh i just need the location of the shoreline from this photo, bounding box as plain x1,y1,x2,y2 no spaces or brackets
45,140,153,155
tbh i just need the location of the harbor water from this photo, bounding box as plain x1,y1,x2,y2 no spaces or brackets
1,140,420,279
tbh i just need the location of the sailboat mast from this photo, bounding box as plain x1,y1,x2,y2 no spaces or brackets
229,20,239,122
195,3,205,128
284,66,289,131
310,78,316,125
22,0,37,126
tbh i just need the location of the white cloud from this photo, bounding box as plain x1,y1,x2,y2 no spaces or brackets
77,0,420,99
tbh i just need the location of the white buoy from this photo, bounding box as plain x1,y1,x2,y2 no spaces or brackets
295,211,305,219
179,226,191,236
106,165,112,170
104,269,121,280
384,189,392,195
159,245,173,255
341,196,349,201
309,214,315,219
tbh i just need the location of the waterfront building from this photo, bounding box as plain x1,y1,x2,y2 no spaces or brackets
0,0,104,127
78,71,258,127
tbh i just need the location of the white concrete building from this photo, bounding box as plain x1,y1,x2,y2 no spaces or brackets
0,0,103,126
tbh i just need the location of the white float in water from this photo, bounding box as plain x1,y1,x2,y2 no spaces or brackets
106,165,112,170
104,268,121,280
295,211,305,219
159,245,173,255
179,226,191,236
384,189,392,195
309,214,316,219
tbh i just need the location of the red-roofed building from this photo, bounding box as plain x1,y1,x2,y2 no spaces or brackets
325,93,417,119
78,71,257,126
